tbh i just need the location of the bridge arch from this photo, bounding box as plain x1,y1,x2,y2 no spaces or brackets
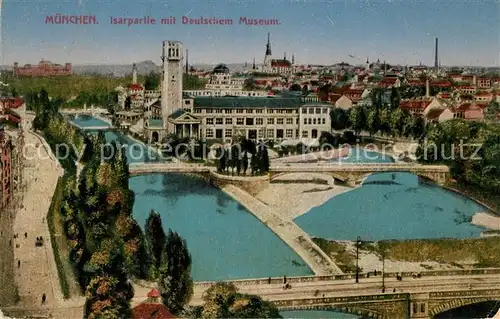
278,305,383,319
429,297,500,318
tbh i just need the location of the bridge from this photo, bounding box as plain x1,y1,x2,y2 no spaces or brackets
269,163,449,186
129,269,500,319
128,162,450,186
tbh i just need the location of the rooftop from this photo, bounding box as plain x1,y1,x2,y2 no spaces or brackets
193,95,329,109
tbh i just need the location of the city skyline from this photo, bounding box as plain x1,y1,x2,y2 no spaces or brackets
1,0,499,67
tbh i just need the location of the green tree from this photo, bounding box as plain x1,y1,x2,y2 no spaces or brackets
390,87,401,109
349,106,367,135
159,230,193,315
257,144,270,174
289,83,301,91
330,108,350,130
145,210,166,272
144,72,161,90
366,109,381,136
390,108,406,137
124,96,131,110
243,77,256,91
197,282,282,319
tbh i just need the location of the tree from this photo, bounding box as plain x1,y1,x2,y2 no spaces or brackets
197,282,282,318
349,106,367,135
159,230,193,315
145,210,166,272
243,78,256,91
366,109,381,136
390,87,401,109
330,108,350,130
144,72,161,90
289,83,301,91
257,144,270,174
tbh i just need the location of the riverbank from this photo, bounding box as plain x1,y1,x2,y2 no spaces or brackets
313,236,500,274
255,173,351,219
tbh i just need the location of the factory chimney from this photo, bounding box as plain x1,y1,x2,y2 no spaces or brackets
434,38,439,71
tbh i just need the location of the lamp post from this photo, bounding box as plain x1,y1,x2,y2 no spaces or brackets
355,236,361,283
382,253,385,292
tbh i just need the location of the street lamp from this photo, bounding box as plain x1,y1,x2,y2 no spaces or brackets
355,236,361,283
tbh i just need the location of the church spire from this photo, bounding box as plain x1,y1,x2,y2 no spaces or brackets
265,32,272,56
292,54,295,65
284,52,286,60
185,49,189,74
253,57,256,70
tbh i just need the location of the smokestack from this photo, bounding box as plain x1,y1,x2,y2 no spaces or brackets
185,49,189,74
434,38,439,71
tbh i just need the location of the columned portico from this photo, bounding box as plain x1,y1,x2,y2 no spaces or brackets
175,123,200,138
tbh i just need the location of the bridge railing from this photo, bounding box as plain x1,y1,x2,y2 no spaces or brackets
193,268,500,288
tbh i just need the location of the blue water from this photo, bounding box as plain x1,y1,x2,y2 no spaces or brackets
330,147,394,164
71,114,110,128
295,172,487,241
131,173,313,281
280,310,360,318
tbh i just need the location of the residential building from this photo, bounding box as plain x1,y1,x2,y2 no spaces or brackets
132,289,174,319
13,59,72,77
0,124,23,209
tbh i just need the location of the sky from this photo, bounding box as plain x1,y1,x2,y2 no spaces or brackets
1,0,499,67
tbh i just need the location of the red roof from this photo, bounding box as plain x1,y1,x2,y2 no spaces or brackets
457,85,475,90
147,289,161,298
0,97,24,109
475,92,492,97
407,79,424,86
271,59,291,68
132,303,174,319
128,84,144,90
430,80,451,87
400,99,433,110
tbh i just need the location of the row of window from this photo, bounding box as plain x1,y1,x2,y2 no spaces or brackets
205,128,298,139
304,118,326,125
193,109,298,114
205,118,299,125
302,107,329,114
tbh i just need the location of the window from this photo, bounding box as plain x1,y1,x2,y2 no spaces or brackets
286,118,293,125
236,109,244,113
267,118,275,125
277,109,285,114
308,118,312,124
313,119,317,125
256,109,263,113
205,128,214,138
267,109,274,114
296,118,299,124
206,109,213,113
286,110,293,114
286,129,293,138
308,108,314,114
256,118,263,125
225,118,233,125
237,118,244,125
225,109,232,114
322,118,326,124
277,118,284,125
185,100,191,105
315,108,321,114
215,109,222,113
302,108,307,114
246,118,254,125
323,108,328,113
267,129,274,138
302,131,308,138
225,129,232,137
216,118,223,125
206,118,214,125
246,109,253,113
303,118,307,124
194,109,201,113
258,129,264,139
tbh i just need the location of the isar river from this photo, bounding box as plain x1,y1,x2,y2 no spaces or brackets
75,116,494,318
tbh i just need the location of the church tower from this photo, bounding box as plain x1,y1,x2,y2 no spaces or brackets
161,40,184,133
132,63,137,84
263,33,272,71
